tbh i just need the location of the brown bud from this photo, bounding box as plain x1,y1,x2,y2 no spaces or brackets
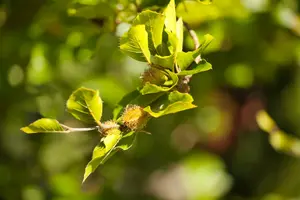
141,67,168,85
99,120,120,135
122,105,149,131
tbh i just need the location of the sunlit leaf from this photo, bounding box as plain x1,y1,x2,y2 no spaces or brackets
120,24,151,62
195,0,213,4
83,129,121,183
140,70,178,95
133,10,165,53
66,87,102,125
21,118,66,134
176,18,184,52
166,30,178,55
144,91,197,117
164,0,177,33
176,34,214,70
150,54,175,70
178,59,212,75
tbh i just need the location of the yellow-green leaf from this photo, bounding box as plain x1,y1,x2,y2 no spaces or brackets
164,0,177,33
178,59,212,75
195,0,213,4
66,87,103,125
176,18,184,52
120,24,151,62
21,118,66,134
176,34,214,70
140,70,178,95
133,10,165,52
144,91,197,118
150,54,175,70
83,129,121,183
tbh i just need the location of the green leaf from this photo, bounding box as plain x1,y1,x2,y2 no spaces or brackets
113,90,140,120
195,0,213,4
164,0,177,33
166,30,178,55
178,59,212,75
130,92,164,107
176,18,184,52
133,10,165,52
176,34,214,70
21,118,66,134
144,91,197,118
140,70,178,95
116,131,137,151
120,24,151,62
66,87,103,125
150,54,175,70
83,129,121,183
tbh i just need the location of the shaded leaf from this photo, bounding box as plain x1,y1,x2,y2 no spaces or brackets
83,129,121,183
21,118,66,134
67,87,102,125
144,91,197,118
113,90,140,120
120,25,151,62
133,10,165,52
68,3,114,19
140,70,178,95
176,34,214,70
116,131,137,151
178,59,212,75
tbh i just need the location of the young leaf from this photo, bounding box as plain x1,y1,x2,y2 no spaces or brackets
83,129,121,183
144,91,197,118
176,18,184,52
166,30,178,55
150,54,175,70
140,70,178,95
195,0,213,4
164,0,177,33
21,118,67,134
178,59,212,76
66,87,102,125
120,24,151,62
133,10,165,52
176,34,214,70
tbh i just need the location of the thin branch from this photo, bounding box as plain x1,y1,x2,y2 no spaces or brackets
60,124,99,133
177,22,201,93
184,22,201,64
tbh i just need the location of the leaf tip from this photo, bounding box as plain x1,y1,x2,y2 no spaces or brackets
20,127,31,134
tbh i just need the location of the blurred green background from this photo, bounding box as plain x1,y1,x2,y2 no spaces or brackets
0,0,300,199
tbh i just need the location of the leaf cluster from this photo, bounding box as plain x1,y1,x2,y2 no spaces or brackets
21,0,214,183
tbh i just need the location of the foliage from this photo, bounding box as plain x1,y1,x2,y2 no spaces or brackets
21,0,214,183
